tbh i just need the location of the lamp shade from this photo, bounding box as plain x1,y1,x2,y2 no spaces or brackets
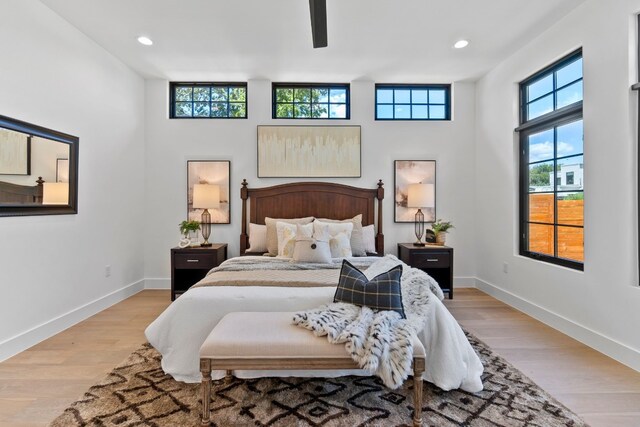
42,182,69,205
407,183,434,208
193,184,220,209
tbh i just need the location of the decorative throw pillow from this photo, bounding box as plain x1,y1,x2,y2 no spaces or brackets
334,260,405,318
317,215,366,256
276,221,313,258
246,223,267,253
314,220,353,258
362,224,376,254
292,224,332,263
265,216,314,256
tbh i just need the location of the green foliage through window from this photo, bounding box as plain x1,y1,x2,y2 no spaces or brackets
170,83,247,119
273,84,349,119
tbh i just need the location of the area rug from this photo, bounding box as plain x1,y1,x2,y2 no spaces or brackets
50,332,587,427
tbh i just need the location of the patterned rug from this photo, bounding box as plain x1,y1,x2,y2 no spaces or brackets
50,333,586,426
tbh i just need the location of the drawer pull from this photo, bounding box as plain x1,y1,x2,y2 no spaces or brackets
426,259,439,262
186,259,200,263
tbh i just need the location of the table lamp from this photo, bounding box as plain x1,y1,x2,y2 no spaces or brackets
42,182,69,205
193,184,220,247
407,183,434,246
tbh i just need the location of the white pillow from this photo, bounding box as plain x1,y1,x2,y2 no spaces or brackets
362,224,376,254
265,216,314,256
292,224,332,263
314,220,353,258
316,215,366,256
246,223,267,253
276,221,313,258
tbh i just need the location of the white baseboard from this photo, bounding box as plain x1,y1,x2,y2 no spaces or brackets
454,276,477,288
144,278,170,289
0,279,144,362
475,277,640,372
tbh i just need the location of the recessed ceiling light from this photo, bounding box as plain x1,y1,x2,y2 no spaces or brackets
454,40,469,49
137,36,153,46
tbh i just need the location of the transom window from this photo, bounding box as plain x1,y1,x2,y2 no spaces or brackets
518,49,584,270
522,51,583,122
375,84,451,120
170,83,247,119
272,83,350,119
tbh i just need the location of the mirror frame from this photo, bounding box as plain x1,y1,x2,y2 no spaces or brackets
0,114,78,217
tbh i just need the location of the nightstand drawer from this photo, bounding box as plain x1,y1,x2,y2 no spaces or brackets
174,253,216,269
409,251,450,269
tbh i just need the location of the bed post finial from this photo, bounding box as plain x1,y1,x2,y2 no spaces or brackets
241,180,249,255
376,180,384,254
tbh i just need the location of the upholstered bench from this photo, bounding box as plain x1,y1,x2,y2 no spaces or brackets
199,311,426,427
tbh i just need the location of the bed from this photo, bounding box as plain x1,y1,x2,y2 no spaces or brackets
0,177,43,204
145,180,483,393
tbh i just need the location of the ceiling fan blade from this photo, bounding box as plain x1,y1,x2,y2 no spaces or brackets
309,0,327,48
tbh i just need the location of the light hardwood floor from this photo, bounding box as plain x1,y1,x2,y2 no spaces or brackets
0,288,638,426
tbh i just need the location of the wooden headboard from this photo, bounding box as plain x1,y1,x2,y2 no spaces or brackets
0,177,43,204
240,180,384,255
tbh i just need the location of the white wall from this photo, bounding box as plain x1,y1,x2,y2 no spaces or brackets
0,0,145,360
475,0,640,369
143,79,477,285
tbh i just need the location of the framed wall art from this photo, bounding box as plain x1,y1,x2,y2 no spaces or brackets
394,160,436,223
0,128,30,175
257,125,361,177
56,158,69,182
187,160,230,224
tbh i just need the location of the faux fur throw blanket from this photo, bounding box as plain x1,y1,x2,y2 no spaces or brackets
292,255,443,389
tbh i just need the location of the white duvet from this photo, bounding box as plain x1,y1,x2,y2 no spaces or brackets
145,256,483,393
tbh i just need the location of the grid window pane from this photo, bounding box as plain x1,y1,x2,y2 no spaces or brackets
528,161,554,191
556,58,582,88
529,193,555,224
556,80,583,109
412,105,428,119
376,85,450,120
377,104,393,119
527,94,554,120
557,155,584,190
527,74,553,101
171,83,246,119
528,223,555,256
412,90,428,103
528,129,555,163
556,120,583,158
557,192,583,226
274,84,349,119
377,89,393,103
558,226,584,262
394,105,410,119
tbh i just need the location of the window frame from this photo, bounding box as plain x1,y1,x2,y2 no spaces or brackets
517,49,584,271
169,82,248,119
374,83,451,121
271,83,350,120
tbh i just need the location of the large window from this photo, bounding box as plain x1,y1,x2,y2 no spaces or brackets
518,49,584,270
170,82,247,119
375,84,451,120
272,83,349,119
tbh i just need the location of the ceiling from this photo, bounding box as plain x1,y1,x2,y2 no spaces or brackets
40,0,585,82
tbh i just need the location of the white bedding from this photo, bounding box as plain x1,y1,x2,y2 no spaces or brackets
145,256,483,392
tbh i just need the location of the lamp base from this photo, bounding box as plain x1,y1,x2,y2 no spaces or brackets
200,242,212,247
413,242,426,247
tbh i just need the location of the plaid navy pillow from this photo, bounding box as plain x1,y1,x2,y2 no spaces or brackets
333,259,405,318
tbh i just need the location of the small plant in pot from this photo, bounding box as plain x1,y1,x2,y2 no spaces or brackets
431,219,454,245
179,220,201,248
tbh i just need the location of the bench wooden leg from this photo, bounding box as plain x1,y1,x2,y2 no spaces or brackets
200,359,212,426
412,357,425,427
225,369,234,384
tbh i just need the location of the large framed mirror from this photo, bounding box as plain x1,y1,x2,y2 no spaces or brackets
0,114,78,217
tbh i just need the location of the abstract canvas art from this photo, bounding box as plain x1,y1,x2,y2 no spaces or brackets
0,128,30,175
257,126,361,177
394,160,436,223
187,160,230,224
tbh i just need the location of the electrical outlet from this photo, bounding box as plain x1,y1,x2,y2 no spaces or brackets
105,265,111,278
503,262,508,274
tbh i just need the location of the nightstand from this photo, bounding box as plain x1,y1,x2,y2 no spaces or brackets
170,244,227,301
397,243,454,299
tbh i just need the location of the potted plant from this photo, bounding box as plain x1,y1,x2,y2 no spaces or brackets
179,220,201,248
431,219,454,245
